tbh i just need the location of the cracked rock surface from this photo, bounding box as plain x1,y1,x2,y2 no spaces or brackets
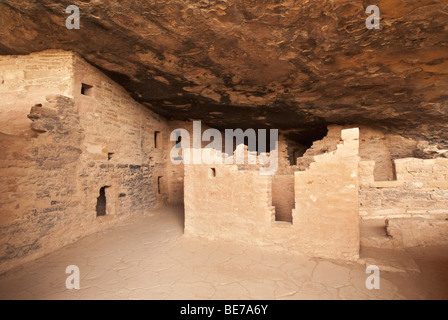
0,1,447,144
0,206,446,300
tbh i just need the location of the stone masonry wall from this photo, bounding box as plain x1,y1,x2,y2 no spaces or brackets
184,128,361,261
359,158,448,219
291,128,361,260
386,218,448,248
0,50,73,137
0,51,170,274
184,164,272,243
166,120,219,206
72,54,170,215
0,96,84,273
358,126,418,181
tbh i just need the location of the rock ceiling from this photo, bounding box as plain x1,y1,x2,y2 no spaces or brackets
1,0,447,144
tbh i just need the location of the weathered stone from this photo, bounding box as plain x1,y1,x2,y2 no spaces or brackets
0,52,169,274
386,218,448,248
1,46,448,281
359,156,448,220
0,1,447,145
184,127,360,261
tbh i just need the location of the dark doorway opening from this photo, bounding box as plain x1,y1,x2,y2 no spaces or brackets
272,175,294,223
96,186,109,217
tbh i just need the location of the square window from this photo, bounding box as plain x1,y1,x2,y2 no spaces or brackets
81,83,94,96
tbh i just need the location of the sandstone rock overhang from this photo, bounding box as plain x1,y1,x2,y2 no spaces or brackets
1,0,447,145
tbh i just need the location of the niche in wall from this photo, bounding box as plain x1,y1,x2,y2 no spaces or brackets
96,186,110,217
81,83,94,97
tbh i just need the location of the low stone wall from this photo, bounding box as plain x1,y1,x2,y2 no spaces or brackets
0,96,85,273
184,164,272,243
185,128,361,261
386,218,448,247
292,128,360,260
359,158,448,219
0,95,166,274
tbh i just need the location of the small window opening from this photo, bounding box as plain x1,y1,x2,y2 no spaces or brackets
155,131,161,149
209,168,216,178
96,186,109,217
108,153,114,161
292,149,305,166
81,83,94,96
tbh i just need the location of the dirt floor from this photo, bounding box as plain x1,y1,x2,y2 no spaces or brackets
0,206,447,300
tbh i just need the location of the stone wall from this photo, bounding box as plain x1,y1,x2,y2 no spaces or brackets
386,218,448,248
0,96,85,273
184,128,361,260
0,50,73,137
358,126,418,181
72,54,170,213
184,164,272,243
359,158,448,219
0,51,170,274
291,128,361,260
2,50,444,271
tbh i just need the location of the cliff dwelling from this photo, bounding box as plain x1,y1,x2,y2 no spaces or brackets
0,1,447,301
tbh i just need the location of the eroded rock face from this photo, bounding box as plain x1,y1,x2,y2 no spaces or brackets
0,0,447,144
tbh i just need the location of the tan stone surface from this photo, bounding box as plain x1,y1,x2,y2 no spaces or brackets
0,206,447,300
386,218,448,248
292,128,361,260
185,128,361,261
359,157,448,220
0,51,74,137
360,219,403,249
1,49,447,287
0,51,170,274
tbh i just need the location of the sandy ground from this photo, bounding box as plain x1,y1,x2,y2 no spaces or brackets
0,206,447,300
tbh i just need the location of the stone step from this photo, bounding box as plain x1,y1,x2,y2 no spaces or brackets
360,219,402,249
359,246,421,273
